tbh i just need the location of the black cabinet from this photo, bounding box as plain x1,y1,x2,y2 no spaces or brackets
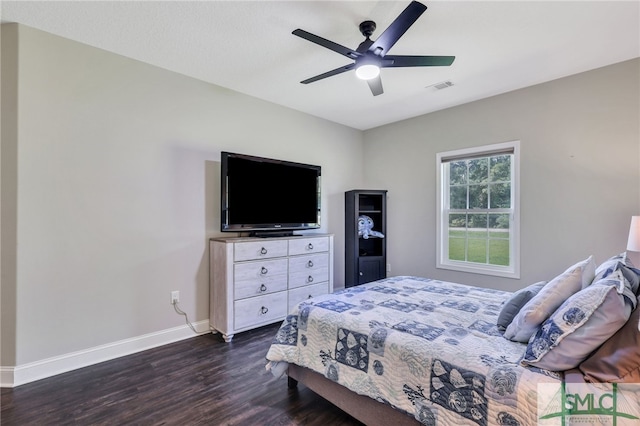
345,190,387,287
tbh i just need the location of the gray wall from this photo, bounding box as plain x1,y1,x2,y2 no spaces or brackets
364,58,640,291
1,24,363,366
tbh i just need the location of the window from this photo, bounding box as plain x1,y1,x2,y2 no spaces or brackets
436,141,520,278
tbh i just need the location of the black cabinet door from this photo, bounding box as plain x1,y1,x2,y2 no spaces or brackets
358,257,385,285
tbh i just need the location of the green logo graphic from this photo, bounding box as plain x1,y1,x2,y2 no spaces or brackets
538,382,639,425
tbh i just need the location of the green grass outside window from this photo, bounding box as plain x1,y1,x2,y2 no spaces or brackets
449,229,509,266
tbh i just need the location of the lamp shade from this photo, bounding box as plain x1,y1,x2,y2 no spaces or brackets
627,216,640,252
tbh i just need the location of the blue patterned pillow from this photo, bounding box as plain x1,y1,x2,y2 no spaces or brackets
521,270,636,371
590,252,640,293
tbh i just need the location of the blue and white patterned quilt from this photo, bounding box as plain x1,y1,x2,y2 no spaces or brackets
265,276,562,425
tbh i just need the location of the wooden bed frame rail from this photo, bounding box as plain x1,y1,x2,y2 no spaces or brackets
287,364,420,425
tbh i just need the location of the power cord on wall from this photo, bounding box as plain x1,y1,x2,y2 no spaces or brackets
173,300,198,334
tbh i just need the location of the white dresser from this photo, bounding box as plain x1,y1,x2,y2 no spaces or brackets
209,234,334,342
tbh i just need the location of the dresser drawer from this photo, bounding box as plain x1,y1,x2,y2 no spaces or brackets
234,258,288,283
234,291,288,330
289,236,329,256
288,282,329,312
234,240,288,262
234,275,288,300
289,253,329,274
289,267,329,289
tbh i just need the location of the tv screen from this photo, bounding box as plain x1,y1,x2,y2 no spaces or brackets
221,152,321,234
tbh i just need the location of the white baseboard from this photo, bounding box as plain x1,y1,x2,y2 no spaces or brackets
0,320,210,388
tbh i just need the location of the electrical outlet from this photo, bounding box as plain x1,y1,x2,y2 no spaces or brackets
387,263,391,273
171,291,179,304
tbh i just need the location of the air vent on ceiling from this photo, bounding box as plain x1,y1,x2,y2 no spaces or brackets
427,80,454,91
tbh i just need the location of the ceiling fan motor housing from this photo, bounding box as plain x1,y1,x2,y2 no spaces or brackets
359,21,376,38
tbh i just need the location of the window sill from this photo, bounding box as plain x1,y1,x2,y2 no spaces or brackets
436,261,520,279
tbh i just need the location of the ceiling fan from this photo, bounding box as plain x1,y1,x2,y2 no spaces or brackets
292,1,455,96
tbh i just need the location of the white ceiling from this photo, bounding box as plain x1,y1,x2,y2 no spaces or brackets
2,1,639,130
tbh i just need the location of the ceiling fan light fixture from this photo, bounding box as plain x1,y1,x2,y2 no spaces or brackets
355,64,380,80
293,1,454,95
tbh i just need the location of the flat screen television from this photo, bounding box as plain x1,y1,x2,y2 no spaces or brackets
220,151,321,235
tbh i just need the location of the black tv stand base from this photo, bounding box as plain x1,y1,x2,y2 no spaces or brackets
249,231,295,238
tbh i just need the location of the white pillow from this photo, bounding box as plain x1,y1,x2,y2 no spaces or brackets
503,256,596,342
521,270,635,371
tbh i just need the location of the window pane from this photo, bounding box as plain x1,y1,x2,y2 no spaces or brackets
489,239,510,266
468,213,487,229
450,186,467,209
489,213,510,230
489,183,511,208
449,237,465,261
490,155,511,182
467,238,487,263
489,214,509,266
468,185,488,209
449,213,467,229
449,214,466,261
468,158,488,183
450,161,467,185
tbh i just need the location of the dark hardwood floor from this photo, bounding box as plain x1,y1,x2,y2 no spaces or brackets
1,323,363,425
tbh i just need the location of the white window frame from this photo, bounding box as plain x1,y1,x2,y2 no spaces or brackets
436,141,520,278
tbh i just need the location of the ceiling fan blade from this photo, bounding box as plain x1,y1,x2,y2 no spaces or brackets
300,64,356,84
383,55,455,67
292,29,360,60
367,76,384,96
369,1,427,56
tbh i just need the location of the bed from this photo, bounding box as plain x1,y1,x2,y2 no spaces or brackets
265,254,640,425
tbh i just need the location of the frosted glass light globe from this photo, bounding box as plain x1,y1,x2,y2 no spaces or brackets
355,64,380,80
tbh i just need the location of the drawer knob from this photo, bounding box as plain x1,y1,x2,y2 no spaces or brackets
260,247,268,255
260,306,269,315
260,267,268,275
307,275,314,283
307,260,314,268
307,243,314,250
260,284,267,292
